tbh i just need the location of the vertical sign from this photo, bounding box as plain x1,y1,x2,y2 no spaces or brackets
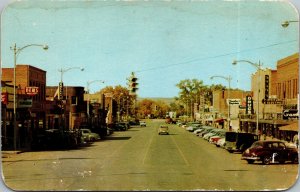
246,95,253,114
265,75,269,100
58,82,64,100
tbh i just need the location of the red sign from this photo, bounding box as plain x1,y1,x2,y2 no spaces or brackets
1,92,8,104
25,87,39,96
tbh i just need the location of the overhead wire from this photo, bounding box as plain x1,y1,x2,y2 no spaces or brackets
134,39,297,73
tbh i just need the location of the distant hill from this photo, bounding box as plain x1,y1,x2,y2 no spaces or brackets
137,97,176,105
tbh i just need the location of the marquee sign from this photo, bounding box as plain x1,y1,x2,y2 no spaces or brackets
25,87,39,96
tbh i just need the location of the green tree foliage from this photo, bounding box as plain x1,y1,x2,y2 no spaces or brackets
174,79,226,116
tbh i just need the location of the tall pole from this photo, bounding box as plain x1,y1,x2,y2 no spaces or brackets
58,67,84,130
210,75,232,130
13,44,17,150
86,80,104,120
232,60,262,135
11,43,48,150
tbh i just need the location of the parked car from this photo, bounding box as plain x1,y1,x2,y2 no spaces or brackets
114,123,128,131
140,121,147,127
225,132,258,153
241,141,299,165
209,131,226,144
129,119,140,125
186,123,202,132
216,137,226,148
80,129,101,142
118,122,130,130
158,125,169,135
198,127,214,137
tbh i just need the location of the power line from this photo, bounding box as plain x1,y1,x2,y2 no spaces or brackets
135,39,297,73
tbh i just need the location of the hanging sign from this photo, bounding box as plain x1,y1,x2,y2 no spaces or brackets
25,87,39,96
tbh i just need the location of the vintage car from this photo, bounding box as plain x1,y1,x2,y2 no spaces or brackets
80,129,101,142
158,125,169,135
140,121,147,127
241,141,299,165
225,132,258,153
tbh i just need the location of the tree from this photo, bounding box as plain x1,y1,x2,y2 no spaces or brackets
175,79,226,118
98,85,135,118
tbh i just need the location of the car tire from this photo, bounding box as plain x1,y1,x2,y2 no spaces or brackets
292,155,299,164
262,156,271,165
247,160,254,164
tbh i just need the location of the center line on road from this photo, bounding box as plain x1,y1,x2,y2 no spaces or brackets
142,133,155,165
171,136,190,166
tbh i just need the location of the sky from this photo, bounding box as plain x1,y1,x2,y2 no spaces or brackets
1,0,299,98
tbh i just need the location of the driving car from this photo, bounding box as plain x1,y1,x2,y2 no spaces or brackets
158,125,169,135
80,129,101,142
140,121,147,127
241,141,299,165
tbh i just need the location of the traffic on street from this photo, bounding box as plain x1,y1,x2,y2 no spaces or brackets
2,120,298,191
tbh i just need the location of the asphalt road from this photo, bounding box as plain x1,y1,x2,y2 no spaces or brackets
1,119,299,191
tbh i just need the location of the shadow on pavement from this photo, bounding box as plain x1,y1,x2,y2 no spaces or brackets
105,136,131,140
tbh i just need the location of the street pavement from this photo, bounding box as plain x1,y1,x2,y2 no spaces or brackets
1,119,299,191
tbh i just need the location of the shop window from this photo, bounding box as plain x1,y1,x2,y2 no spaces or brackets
71,96,77,105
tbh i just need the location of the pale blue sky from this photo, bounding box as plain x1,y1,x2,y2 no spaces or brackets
1,0,299,98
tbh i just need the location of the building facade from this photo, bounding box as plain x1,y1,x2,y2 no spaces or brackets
239,53,299,141
1,65,46,149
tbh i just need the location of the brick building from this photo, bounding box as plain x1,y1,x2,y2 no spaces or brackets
1,65,46,149
239,53,298,140
275,53,299,109
46,86,86,130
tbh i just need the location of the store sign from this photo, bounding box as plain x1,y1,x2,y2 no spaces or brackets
25,87,39,96
227,99,241,105
283,109,298,119
265,75,269,99
18,99,33,108
262,98,283,104
246,95,253,114
1,92,8,104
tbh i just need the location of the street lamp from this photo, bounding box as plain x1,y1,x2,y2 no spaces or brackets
281,20,299,28
232,59,263,135
86,80,104,119
58,67,84,129
210,75,232,130
10,43,48,150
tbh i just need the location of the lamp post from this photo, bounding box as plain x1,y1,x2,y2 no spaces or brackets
281,20,299,28
10,43,48,150
58,67,84,129
232,59,263,135
210,75,232,130
86,80,104,119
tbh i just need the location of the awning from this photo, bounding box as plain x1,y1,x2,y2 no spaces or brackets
279,122,299,132
205,117,213,121
214,118,224,123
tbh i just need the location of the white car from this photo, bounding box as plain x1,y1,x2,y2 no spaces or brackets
216,138,226,148
140,121,146,127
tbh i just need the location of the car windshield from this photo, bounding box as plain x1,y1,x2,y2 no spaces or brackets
251,142,263,148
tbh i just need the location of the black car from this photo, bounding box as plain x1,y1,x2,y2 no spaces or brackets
114,123,128,131
225,132,258,153
241,141,298,165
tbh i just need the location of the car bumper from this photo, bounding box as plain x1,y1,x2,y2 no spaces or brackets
241,156,260,160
